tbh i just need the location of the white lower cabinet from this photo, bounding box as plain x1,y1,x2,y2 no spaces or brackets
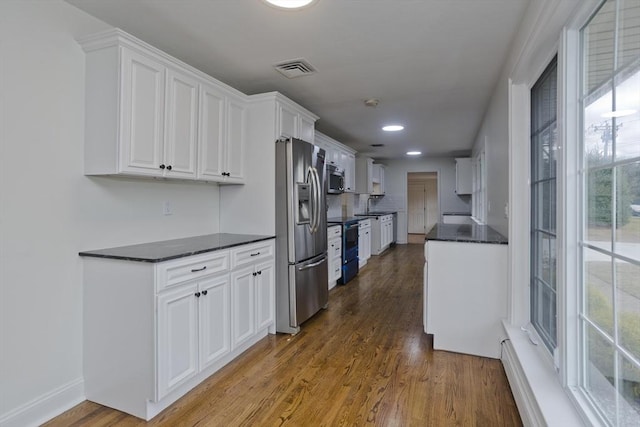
327,225,342,290
157,282,200,400
371,215,393,255
83,239,275,421
358,219,372,268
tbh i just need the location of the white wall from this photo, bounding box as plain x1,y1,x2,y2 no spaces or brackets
376,158,471,243
0,2,220,424
472,84,510,237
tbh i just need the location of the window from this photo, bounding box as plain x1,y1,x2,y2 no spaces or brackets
580,0,640,424
472,149,486,223
531,57,559,352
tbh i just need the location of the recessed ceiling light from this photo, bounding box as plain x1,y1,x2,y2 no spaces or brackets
382,125,404,132
601,109,637,118
406,151,422,156
263,0,317,9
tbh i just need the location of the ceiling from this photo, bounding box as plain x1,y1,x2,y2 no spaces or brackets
67,0,530,160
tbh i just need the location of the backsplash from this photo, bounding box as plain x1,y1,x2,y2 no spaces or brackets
369,194,404,212
327,194,343,217
327,193,405,218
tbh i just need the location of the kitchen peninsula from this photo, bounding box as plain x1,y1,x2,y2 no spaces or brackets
424,223,508,359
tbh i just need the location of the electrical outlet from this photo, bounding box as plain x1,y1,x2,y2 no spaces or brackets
163,201,172,216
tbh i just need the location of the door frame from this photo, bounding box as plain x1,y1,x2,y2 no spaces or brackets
405,170,440,237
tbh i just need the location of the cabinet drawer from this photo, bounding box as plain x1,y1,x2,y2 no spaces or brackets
328,226,341,239
230,240,275,269
358,219,371,228
329,239,342,258
156,251,229,292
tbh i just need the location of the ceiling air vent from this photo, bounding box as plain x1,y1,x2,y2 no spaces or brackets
273,58,317,78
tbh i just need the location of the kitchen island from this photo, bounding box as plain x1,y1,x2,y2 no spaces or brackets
424,223,508,359
80,233,275,420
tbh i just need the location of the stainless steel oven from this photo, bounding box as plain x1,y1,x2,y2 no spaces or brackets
340,220,359,284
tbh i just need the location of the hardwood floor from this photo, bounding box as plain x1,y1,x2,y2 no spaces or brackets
45,244,522,426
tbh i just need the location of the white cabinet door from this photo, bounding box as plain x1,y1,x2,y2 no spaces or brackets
231,266,256,348
255,261,275,331
343,152,356,192
363,228,371,260
199,83,226,180
225,96,246,182
120,48,165,176
157,282,199,399
164,67,198,179
279,105,297,139
455,158,473,195
198,274,231,371
299,114,315,143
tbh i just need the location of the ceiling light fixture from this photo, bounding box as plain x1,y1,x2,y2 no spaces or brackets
406,151,422,156
601,109,637,118
263,0,317,9
364,98,380,107
382,125,404,132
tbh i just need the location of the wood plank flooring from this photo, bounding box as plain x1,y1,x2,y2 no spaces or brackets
45,244,522,426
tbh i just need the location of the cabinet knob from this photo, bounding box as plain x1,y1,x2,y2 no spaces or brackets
166,165,172,171
202,290,208,296
257,271,262,275
252,272,257,276
195,292,201,298
159,164,165,169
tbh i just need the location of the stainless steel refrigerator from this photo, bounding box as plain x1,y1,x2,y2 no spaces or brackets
275,137,328,334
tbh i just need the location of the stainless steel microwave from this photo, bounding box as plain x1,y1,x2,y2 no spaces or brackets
326,163,345,194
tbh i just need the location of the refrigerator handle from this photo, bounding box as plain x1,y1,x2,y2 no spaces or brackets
307,166,317,234
311,166,321,233
297,256,327,271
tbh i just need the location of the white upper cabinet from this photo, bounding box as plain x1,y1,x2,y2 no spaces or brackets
164,67,199,179
79,29,245,184
371,163,385,195
455,157,473,195
277,102,316,143
118,48,166,177
198,82,246,183
315,131,357,192
299,115,316,143
355,156,374,194
356,157,385,195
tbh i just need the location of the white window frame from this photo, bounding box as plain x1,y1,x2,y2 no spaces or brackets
505,0,608,425
472,141,487,224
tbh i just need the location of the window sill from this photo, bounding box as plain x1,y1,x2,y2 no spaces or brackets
501,320,586,426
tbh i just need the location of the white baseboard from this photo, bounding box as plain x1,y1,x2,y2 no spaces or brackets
0,378,85,427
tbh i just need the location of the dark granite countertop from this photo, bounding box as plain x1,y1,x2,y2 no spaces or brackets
425,223,508,245
79,233,276,263
327,216,362,225
442,212,472,216
354,211,397,217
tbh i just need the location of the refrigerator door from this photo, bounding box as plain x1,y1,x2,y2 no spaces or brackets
288,138,327,263
289,253,328,327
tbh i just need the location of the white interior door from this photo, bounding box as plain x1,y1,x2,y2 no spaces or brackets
425,179,439,233
408,183,426,234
